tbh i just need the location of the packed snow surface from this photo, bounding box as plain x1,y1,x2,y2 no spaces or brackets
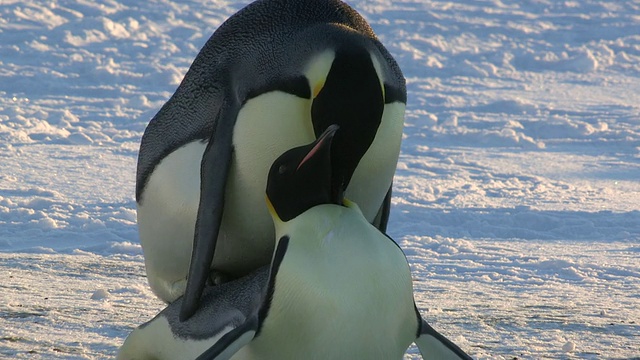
1,0,639,359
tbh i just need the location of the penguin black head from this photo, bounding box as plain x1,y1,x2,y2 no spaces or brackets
266,124,340,222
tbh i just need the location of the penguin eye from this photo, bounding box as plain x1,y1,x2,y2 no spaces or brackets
278,164,288,175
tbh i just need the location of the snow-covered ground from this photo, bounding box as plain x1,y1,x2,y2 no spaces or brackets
1,0,639,358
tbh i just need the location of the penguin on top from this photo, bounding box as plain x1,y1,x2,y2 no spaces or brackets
135,0,406,320
119,126,472,360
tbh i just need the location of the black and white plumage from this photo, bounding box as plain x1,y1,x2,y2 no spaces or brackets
117,267,269,360
120,126,472,360
135,0,406,320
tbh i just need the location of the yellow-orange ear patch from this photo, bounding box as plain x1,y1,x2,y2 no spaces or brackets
266,195,279,220
304,50,335,99
313,82,325,98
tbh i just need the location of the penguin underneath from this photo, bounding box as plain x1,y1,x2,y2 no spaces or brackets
119,126,472,360
135,0,406,320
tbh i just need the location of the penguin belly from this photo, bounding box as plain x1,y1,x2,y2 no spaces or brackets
137,140,205,303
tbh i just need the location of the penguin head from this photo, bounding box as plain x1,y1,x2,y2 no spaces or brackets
310,48,384,203
266,124,340,223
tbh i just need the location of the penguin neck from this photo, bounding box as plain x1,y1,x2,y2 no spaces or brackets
311,47,384,192
273,201,361,251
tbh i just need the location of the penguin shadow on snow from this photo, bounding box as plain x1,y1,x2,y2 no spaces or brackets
390,202,640,242
0,196,139,254
118,126,473,359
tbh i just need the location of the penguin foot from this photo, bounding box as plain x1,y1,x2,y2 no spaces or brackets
207,270,234,286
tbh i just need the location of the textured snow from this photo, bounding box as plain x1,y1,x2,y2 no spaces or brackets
1,0,639,359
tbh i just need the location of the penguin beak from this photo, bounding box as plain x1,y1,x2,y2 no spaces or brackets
296,124,339,171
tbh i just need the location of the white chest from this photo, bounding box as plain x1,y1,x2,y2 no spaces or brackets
233,206,417,360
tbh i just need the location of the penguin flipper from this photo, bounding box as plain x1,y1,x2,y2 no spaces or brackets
118,267,269,360
181,98,240,321
195,316,258,360
373,184,393,233
415,318,472,360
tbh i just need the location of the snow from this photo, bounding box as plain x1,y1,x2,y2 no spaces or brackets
1,0,639,359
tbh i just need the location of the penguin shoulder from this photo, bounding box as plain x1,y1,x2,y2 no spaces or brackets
279,200,403,260
276,203,348,244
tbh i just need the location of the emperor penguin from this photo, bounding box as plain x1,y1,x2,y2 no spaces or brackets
119,126,472,360
136,0,406,320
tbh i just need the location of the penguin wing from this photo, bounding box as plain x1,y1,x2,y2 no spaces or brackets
195,315,259,360
373,184,393,233
415,318,473,360
118,267,269,360
181,97,240,321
